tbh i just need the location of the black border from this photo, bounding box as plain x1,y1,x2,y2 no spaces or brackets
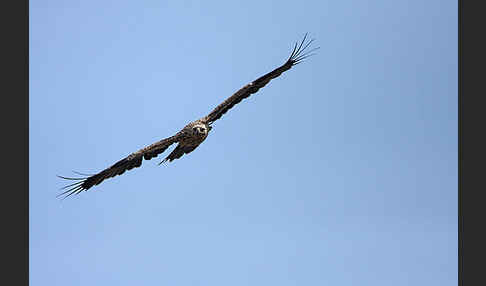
459,0,485,285
2,0,29,284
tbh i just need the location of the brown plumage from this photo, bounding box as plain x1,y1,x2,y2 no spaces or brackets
58,34,318,198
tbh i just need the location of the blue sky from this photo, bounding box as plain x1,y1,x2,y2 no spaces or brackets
30,0,457,285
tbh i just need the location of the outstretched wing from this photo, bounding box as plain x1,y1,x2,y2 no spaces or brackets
203,33,318,124
58,133,182,199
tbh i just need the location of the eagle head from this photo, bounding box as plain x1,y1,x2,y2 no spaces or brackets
192,124,210,136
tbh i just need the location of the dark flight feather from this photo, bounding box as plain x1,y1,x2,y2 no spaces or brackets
57,134,181,199
203,33,318,124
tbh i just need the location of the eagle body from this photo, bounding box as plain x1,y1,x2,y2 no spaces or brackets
164,120,212,163
59,34,318,198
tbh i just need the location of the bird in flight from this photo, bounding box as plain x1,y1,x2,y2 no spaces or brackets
58,34,318,199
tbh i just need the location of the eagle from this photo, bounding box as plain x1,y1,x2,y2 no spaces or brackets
59,34,318,198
